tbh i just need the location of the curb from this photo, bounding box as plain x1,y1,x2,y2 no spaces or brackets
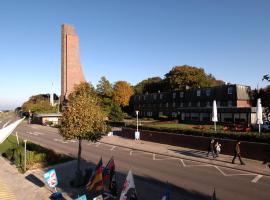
100,140,270,177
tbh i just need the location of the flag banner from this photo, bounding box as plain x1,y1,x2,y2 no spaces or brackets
74,194,87,200
212,100,218,122
103,157,117,197
44,169,58,188
120,170,137,200
0,117,24,144
161,182,170,200
212,188,217,200
86,158,104,196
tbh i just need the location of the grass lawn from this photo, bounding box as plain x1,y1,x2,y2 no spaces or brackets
0,135,21,153
147,123,188,129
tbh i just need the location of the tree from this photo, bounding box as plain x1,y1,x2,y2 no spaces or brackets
96,76,113,98
109,102,124,122
133,77,164,94
59,82,107,186
164,65,221,90
262,74,270,82
21,94,58,113
113,81,134,107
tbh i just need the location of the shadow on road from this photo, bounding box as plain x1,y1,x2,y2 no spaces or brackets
25,173,45,187
30,158,215,200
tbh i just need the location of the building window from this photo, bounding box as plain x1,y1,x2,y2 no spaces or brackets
166,103,169,107
160,93,163,99
180,102,183,107
159,103,162,107
217,101,220,107
173,92,176,99
172,112,177,118
153,94,157,100
228,101,233,107
138,96,140,101
206,101,210,107
197,90,201,96
206,89,211,96
188,102,192,107
173,102,175,108
197,101,200,107
180,92,184,98
228,87,233,94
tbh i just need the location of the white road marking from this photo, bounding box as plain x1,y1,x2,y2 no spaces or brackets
153,154,156,160
180,159,186,167
69,139,77,143
2,120,11,128
251,175,263,183
130,150,133,156
110,146,116,151
54,138,68,144
95,142,101,147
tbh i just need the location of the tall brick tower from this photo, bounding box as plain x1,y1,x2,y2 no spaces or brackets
61,24,85,104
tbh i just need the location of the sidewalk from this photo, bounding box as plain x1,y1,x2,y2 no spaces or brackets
100,135,270,176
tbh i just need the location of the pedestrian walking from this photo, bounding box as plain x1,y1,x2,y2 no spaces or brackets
232,140,245,165
215,142,221,157
207,139,216,158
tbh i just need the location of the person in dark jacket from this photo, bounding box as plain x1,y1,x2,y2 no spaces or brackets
207,139,216,158
232,140,245,165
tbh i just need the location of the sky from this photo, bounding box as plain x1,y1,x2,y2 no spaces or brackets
0,0,270,110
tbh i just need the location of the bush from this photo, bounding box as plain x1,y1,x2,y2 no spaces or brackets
124,124,270,144
2,142,73,172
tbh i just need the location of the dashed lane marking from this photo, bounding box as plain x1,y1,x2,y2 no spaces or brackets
251,175,263,183
95,142,101,147
54,138,68,144
110,146,116,151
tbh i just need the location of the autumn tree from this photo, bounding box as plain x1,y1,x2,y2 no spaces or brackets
164,65,223,90
113,81,134,107
59,82,107,186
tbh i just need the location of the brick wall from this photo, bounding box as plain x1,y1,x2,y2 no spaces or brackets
121,127,270,162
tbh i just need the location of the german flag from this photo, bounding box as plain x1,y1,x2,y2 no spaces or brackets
86,158,104,193
103,157,117,197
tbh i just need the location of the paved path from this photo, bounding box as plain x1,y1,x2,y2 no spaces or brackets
0,117,269,199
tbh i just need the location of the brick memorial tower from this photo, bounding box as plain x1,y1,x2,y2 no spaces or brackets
61,24,85,106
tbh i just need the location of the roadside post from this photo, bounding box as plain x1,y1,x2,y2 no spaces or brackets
135,110,140,140
24,139,27,172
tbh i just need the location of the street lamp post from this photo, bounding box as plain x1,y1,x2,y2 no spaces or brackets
24,139,27,172
135,111,140,140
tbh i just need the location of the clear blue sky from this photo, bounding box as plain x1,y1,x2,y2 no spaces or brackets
0,0,270,110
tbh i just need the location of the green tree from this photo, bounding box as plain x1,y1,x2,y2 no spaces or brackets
96,76,113,98
59,82,107,186
134,77,163,94
164,65,221,90
113,81,134,107
109,102,124,122
262,74,270,82
21,94,58,113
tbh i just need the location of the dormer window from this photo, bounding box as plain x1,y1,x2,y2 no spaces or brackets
228,87,233,95
206,89,211,96
180,92,184,98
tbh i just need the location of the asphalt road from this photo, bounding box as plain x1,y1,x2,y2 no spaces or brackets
1,117,270,200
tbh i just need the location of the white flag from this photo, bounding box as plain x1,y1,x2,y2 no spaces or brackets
120,170,137,200
0,118,24,144
256,98,263,125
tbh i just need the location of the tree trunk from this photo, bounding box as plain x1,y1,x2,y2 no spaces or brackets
77,138,82,174
73,138,83,186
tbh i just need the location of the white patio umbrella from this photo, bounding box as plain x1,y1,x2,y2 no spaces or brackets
212,100,218,132
256,98,263,133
